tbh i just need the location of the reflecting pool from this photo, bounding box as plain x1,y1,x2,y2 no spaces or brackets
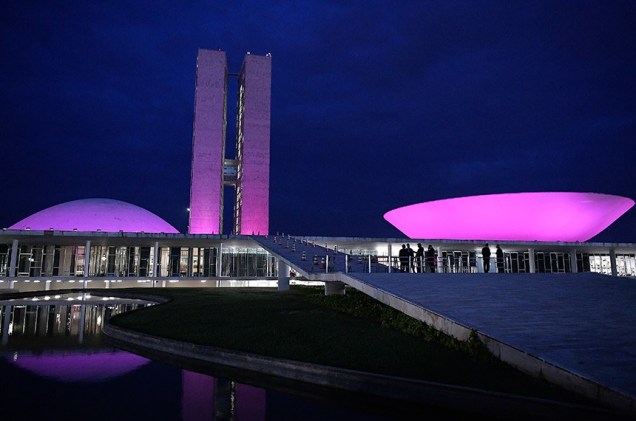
0,294,422,420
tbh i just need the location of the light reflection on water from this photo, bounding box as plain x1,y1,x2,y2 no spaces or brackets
0,297,400,420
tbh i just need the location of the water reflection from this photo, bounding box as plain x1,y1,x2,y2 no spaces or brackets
0,296,395,420
1,292,152,346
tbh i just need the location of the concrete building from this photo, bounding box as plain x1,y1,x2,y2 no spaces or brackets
188,49,271,235
1,49,634,291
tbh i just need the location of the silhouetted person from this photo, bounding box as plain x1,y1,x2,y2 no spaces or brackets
399,244,408,272
426,245,436,273
415,243,424,273
482,244,491,273
496,244,504,273
406,243,415,272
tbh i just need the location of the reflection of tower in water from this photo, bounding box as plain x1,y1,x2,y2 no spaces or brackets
181,371,266,421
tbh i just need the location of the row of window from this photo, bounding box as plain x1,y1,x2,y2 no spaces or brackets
0,245,277,278
1,244,635,278
341,249,636,276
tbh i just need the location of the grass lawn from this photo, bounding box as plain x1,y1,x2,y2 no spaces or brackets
109,285,591,404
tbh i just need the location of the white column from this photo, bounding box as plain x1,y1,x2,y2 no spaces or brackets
528,248,536,273
277,259,290,291
436,246,443,274
84,241,91,277
188,247,194,277
45,280,51,291
2,305,10,345
610,249,618,277
83,240,91,289
152,241,159,287
44,245,55,276
9,239,18,277
78,303,86,344
217,243,223,277
570,250,578,273
387,243,392,273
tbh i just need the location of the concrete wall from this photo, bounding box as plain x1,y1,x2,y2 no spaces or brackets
236,54,271,235
189,49,227,234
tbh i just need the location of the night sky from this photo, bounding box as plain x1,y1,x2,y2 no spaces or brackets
2,1,635,242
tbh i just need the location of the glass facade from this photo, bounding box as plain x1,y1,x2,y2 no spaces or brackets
0,242,278,279
1,235,635,288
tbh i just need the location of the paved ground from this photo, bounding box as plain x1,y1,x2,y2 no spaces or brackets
252,236,636,408
352,272,636,401
256,237,636,410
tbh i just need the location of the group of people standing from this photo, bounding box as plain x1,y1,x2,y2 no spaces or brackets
398,243,506,273
482,243,505,273
398,243,437,273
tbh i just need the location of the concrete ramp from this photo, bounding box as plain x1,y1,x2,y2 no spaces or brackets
252,236,636,412
343,272,636,412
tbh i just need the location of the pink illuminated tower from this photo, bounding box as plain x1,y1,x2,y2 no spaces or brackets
234,54,271,235
188,50,271,235
188,50,227,234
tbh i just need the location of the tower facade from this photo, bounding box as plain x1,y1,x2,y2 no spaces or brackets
188,49,271,235
234,54,271,235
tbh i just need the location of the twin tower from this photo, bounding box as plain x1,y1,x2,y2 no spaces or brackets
188,49,271,235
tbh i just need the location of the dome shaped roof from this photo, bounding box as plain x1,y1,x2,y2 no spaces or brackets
9,198,179,233
384,192,634,242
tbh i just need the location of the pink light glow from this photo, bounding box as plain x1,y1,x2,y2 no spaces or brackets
9,198,179,233
9,351,150,382
383,192,634,242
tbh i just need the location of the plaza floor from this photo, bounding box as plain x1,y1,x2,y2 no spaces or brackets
252,236,636,413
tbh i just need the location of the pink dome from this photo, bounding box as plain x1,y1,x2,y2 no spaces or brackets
9,198,179,233
384,192,634,242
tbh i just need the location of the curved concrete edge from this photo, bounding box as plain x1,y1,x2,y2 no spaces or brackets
0,288,169,305
341,273,636,415
88,290,172,305
102,322,619,419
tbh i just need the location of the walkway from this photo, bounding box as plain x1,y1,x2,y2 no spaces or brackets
252,236,636,413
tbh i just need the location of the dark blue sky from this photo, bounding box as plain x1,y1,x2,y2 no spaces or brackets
2,1,635,241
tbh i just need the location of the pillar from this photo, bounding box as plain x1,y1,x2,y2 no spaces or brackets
9,239,18,277
437,246,443,273
387,243,392,273
188,247,194,277
2,305,10,345
528,248,536,273
44,245,55,276
45,280,51,291
152,241,159,287
324,281,345,296
570,250,578,273
84,241,91,277
217,243,223,277
610,249,618,277
277,259,290,291
78,303,86,344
